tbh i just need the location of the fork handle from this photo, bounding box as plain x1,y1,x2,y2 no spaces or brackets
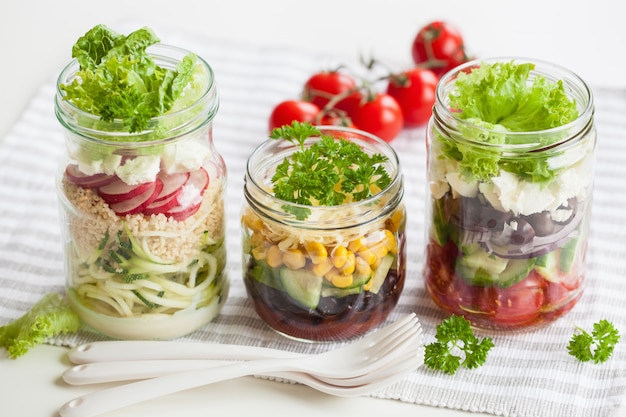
59,358,301,417
63,359,232,384
68,340,302,364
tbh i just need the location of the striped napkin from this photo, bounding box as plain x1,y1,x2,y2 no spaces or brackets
1,25,624,417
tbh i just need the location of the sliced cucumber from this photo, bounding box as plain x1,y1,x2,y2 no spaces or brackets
366,254,394,294
559,237,580,273
279,267,323,310
457,246,535,288
535,250,560,282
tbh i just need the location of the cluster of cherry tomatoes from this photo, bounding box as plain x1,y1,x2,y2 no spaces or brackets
268,21,471,143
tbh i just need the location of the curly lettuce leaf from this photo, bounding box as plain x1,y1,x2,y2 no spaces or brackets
441,61,579,182
60,24,198,135
0,293,81,359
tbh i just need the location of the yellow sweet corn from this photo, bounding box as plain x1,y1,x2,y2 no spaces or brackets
283,249,306,270
331,273,354,288
340,251,356,275
382,229,397,253
331,246,348,268
348,237,364,253
266,245,283,268
311,257,334,277
355,256,372,277
304,241,327,264
357,247,377,266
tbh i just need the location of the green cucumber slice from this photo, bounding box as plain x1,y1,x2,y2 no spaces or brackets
367,254,394,294
535,250,560,282
279,267,323,309
559,237,580,273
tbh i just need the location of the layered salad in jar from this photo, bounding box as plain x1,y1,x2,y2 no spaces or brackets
424,59,596,330
242,123,406,341
55,25,228,339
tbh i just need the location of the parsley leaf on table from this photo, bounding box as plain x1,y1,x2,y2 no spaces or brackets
567,320,620,364
424,314,494,375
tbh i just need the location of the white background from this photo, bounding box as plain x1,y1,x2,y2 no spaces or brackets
1,1,623,416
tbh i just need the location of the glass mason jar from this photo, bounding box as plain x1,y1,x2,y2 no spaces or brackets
55,45,228,340
424,58,596,331
242,126,406,342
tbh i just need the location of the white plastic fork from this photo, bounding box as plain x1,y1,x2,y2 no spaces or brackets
59,313,423,417
67,313,418,365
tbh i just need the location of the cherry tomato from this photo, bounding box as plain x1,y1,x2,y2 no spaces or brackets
302,70,358,110
350,93,404,143
411,21,469,78
386,68,438,127
268,100,320,131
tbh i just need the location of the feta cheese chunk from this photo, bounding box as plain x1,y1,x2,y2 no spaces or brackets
115,155,161,185
161,141,211,174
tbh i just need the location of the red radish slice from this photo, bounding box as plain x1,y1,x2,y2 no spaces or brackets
160,168,210,221
109,180,163,216
65,165,117,188
98,178,153,204
143,192,181,216
163,201,202,221
189,167,210,195
154,172,190,202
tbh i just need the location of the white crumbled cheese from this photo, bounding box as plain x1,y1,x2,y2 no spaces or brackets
115,155,161,185
75,151,122,176
102,154,123,176
446,171,478,198
161,141,211,174
490,171,556,216
77,158,104,176
478,182,506,212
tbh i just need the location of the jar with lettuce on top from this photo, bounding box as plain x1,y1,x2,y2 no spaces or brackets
55,25,228,339
424,58,596,331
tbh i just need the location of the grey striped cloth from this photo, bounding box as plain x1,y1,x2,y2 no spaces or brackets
1,27,624,417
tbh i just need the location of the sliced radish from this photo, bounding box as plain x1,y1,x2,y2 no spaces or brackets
154,172,190,202
98,178,154,204
65,165,117,188
163,201,202,222
143,192,181,216
109,180,163,216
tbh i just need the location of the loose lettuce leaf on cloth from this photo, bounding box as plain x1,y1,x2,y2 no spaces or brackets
0,293,80,359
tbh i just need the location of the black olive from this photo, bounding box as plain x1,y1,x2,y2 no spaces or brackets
508,217,535,245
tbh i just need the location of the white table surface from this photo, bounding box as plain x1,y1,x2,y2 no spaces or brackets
1,1,623,416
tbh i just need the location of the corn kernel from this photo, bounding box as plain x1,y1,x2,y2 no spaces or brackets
357,247,377,266
312,257,334,276
331,273,354,288
370,242,389,259
355,256,372,277
387,208,405,232
283,249,306,270
382,230,397,253
266,245,283,268
251,245,267,260
304,241,328,264
348,237,364,253
331,246,348,268
340,251,356,275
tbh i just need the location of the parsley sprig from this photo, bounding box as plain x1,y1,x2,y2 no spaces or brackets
567,320,620,364
424,315,494,375
269,122,391,220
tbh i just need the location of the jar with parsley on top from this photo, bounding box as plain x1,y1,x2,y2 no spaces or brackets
242,123,406,342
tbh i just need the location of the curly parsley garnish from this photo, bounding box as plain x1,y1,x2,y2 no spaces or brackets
269,122,391,220
568,320,620,364
424,315,494,375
